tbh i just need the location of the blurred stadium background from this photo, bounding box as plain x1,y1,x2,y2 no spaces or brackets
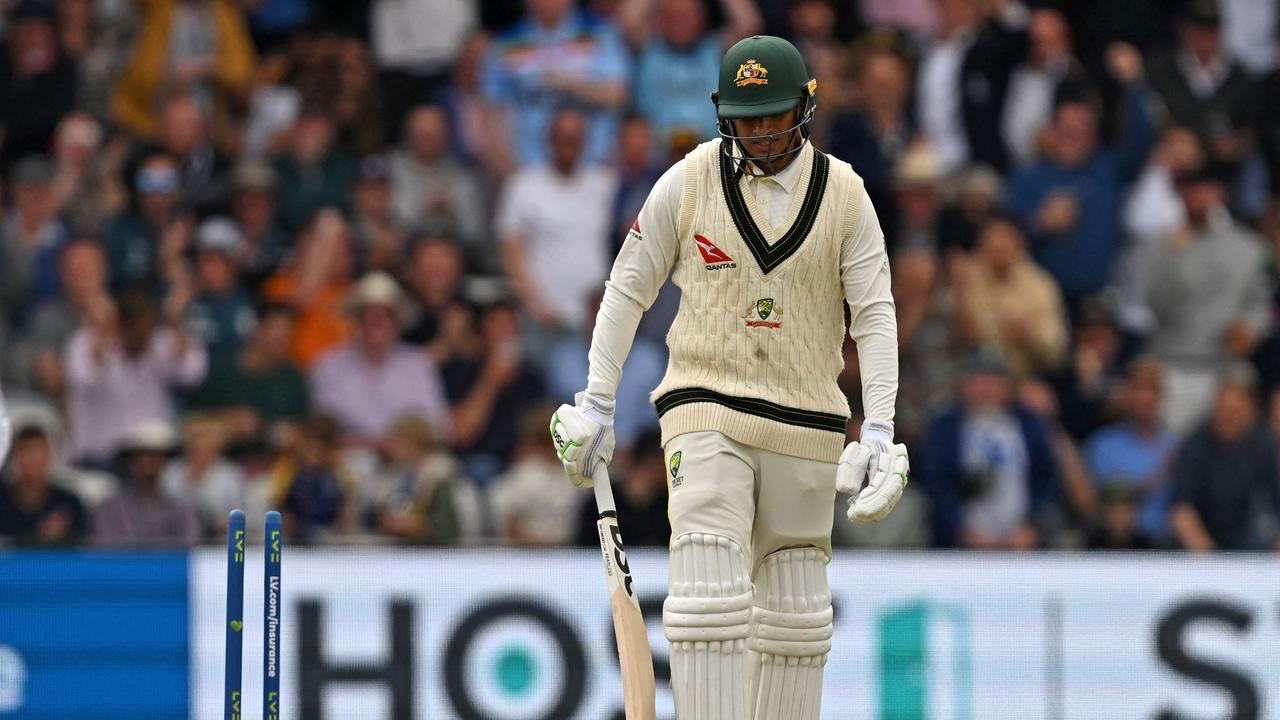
1,0,1279,717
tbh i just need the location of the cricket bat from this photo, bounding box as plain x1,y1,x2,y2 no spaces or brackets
593,464,657,720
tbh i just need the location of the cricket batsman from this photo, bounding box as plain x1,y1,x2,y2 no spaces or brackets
551,35,908,719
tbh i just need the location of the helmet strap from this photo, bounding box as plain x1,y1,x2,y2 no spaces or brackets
717,93,816,178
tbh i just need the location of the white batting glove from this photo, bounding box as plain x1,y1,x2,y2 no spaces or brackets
549,391,616,488
835,419,910,523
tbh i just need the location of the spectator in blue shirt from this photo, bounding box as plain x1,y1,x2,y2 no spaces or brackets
1083,356,1179,547
481,0,631,170
620,0,761,145
1004,43,1154,312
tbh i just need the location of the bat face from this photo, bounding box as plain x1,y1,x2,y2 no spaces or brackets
597,514,656,720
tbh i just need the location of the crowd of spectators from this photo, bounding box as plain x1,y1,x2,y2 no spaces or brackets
0,0,1279,552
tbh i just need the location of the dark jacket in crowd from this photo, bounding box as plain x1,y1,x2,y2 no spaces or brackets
961,8,1031,173
921,405,1060,547
1171,424,1280,551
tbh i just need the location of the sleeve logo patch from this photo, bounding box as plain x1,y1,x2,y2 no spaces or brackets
695,234,737,270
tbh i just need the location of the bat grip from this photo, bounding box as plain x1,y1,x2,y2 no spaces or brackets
592,463,617,514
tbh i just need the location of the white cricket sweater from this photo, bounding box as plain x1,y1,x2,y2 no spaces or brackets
586,139,898,463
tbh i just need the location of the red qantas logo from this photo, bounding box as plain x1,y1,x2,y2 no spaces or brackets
695,235,736,270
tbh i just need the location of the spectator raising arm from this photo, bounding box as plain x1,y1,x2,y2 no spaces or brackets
1105,43,1158,184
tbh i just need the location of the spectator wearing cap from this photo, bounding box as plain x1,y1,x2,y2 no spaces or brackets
64,286,207,465
311,272,452,447
1147,0,1256,177
110,0,255,141
1170,371,1280,551
1140,159,1272,435
619,0,760,145
887,142,945,257
92,420,201,547
1083,357,1178,548
497,107,617,341
6,238,107,398
920,348,1060,549
261,209,356,367
953,216,1068,378
0,156,68,327
271,104,355,235
102,149,184,287
936,164,1004,257
184,217,257,360
0,0,77,171
388,105,485,250
227,159,289,292
188,302,309,452
885,143,945,354
0,423,89,546
480,0,631,171
1004,43,1154,312
352,154,407,273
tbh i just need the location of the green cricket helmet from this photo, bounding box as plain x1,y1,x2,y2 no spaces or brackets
711,35,817,172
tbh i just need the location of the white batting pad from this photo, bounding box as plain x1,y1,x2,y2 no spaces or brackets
664,532,753,719
749,547,833,720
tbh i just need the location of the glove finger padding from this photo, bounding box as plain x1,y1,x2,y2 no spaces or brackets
549,405,592,487
850,443,909,523
835,441,872,495
549,403,615,488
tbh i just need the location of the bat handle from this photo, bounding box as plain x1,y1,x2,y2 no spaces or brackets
591,463,616,514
